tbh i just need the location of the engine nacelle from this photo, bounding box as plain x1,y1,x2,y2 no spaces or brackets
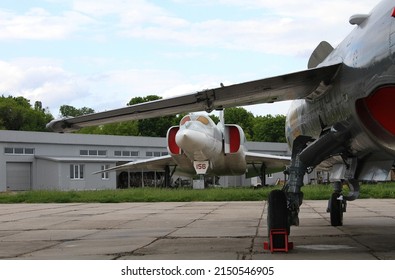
224,124,245,154
167,126,181,155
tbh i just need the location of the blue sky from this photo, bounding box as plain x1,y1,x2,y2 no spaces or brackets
0,0,376,118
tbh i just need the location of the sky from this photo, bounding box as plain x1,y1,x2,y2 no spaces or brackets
0,0,377,118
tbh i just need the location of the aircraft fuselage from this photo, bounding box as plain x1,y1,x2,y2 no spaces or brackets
169,114,248,177
286,0,395,180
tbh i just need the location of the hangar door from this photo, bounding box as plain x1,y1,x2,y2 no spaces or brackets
6,163,32,191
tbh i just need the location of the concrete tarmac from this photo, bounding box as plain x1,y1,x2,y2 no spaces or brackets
0,199,395,260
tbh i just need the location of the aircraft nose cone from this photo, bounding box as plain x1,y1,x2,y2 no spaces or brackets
175,129,206,151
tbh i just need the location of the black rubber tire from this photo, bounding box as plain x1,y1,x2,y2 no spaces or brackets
330,192,343,226
267,190,289,248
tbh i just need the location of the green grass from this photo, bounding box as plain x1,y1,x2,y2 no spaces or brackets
0,187,271,203
1,183,395,203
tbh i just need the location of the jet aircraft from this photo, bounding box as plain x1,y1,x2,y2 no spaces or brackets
48,0,395,248
92,111,290,188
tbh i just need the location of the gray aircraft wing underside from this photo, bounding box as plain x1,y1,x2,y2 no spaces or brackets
93,154,195,177
245,152,291,176
93,155,176,174
47,63,341,132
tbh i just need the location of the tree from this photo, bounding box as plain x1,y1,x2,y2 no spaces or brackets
78,121,139,136
252,115,286,143
127,95,161,105
224,107,254,140
59,95,287,142
128,95,179,137
59,105,95,117
34,101,43,111
0,95,53,131
75,95,175,137
60,105,140,136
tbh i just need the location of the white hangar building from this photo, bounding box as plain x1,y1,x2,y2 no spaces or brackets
0,130,293,192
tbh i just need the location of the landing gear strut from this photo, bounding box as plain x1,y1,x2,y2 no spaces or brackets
327,179,359,226
266,136,310,247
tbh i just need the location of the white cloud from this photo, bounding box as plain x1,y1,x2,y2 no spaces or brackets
175,0,374,17
0,56,294,117
0,0,381,118
84,68,186,111
0,58,191,116
74,0,375,56
0,0,377,54
0,59,89,114
0,7,94,40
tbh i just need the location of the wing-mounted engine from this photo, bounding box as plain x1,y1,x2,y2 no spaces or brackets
224,124,245,154
167,126,181,155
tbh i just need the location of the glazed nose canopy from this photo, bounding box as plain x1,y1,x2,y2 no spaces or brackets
356,86,395,137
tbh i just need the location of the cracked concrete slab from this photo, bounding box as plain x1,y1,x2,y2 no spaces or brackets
0,200,395,259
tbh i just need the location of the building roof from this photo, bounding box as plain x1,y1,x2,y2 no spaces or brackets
0,130,166,147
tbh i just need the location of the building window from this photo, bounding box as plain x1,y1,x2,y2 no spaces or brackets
146,151,164,157
4,147,35,155
266,173,273,178
80,150,107,157
14,148,24,154
122,151,130,157
101,165,110,180
114,151,122,156
25,148,34,154
4,147,13,154
114,150,139,157
70,164,84,180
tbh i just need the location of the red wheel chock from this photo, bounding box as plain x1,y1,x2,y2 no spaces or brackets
264,229,294,253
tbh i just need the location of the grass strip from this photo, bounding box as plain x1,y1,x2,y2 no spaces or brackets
1,183,395,203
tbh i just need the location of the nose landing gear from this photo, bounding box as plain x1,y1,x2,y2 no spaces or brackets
328,192,346,226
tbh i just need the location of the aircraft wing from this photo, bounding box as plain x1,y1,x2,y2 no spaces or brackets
93,155,176,174
245,152,291,169
47,63,341,132
245,152,291,178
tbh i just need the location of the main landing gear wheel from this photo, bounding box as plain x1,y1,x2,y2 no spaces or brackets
267,190,289,248
330,192,344,226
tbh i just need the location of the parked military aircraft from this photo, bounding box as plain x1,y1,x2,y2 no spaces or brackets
91,111,290,187
48,0,395,248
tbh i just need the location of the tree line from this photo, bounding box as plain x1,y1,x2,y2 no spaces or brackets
0,96,53,131
0,95,287,143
